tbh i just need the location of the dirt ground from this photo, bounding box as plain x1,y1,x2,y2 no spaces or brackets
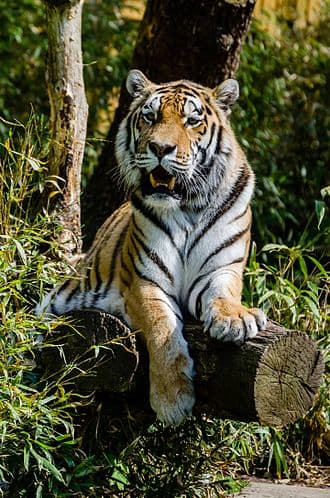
235,478,329,498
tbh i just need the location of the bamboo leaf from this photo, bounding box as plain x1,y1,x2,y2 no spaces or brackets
13,239,27,265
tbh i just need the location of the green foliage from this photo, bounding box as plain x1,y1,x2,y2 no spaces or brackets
0,0,139,140
82,0,141,182
235,15,330,249
82,0,140,126
0,0,47,132
0,0,140,188
0,116,86,497
245,241,329,335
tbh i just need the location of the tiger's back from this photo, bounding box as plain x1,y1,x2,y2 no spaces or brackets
39,70,266,425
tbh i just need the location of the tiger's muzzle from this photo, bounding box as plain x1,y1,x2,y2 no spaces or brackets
141,165,181,199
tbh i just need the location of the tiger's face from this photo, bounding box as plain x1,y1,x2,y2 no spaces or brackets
116,70,239,209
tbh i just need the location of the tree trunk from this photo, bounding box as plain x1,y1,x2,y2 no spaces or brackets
44,0,88,255
82,0,256,248
41,310,324,427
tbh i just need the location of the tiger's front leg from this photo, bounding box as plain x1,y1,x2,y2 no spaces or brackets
197,263,267,345
125,279,195,425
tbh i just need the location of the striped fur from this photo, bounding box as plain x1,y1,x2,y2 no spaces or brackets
38,70,266,425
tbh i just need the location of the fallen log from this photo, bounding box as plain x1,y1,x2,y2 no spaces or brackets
41,310,324,427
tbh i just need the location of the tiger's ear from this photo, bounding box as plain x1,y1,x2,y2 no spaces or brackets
213,79,239,116
126,69,152,98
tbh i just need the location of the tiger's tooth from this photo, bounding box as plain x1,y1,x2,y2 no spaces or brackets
168,177,176,190
149,172,176,190
150,173,160,188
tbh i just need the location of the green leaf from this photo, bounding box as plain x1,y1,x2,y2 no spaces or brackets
314,200,326,229
26,156,41,171
307,256,328,277
298,256,308,280
30,446,65,483
262,243,288,253
110,467,130,489
24,444,30,471
39,395,57,406
13,239,27,265
36,484,43,498
302,295,320,319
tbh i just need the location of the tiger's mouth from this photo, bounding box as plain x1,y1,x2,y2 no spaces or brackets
149,166,176,191
142,166,179,198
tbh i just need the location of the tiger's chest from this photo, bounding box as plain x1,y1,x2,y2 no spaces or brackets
123,204,239,299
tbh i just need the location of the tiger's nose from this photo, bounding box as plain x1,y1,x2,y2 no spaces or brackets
149,142,176,159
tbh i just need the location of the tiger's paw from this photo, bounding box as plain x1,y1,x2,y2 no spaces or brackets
149,353,195,426
204,298,267,346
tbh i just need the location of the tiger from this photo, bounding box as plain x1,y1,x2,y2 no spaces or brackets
38,69,267,426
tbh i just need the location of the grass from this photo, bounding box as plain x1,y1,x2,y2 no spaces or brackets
0,114,329,497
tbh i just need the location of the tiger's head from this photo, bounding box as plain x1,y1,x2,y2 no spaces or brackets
116,70,240,210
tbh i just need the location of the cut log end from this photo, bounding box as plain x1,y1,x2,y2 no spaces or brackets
40,310,325,427
254,328,325,426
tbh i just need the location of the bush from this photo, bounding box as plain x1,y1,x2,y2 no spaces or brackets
0,116,84,496
0,0,139,143
235,15,330,251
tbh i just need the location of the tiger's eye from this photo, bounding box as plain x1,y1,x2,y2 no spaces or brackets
186,116,201,127
142,111,155,124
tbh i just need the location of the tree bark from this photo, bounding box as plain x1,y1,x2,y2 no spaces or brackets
43,0,88,255
82,0,256,248
41,310,324,427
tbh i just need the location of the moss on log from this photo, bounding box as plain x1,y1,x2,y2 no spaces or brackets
41,310,324,427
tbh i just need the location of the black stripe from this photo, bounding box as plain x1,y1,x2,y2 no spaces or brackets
85,268,91,291
204,317,215,335
198,147,207,165
91,207,127,262
131,194,183,261
66,283,81,303
180,157,218,206
205,105,213,116
187,268,219,300
125,113,133,150
206,122,216,150
230,204,250,223
126,246,138,273
186,166,250,257
120,274,130,288
132,214,145,239
57,279,72,294
132,112,140,151
199,227,250,271
214,127,222,156
102,222,129,296
192,123,216,171
129,233,145,266
131,230,174,284
187,257,244,299
195,280,211,318
182,90,200,98
93,252,103,293
50,302,59,316
89,253,104,307
89,209,126,305
166,82,207,92
120,259,132,282
128,254,180,309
